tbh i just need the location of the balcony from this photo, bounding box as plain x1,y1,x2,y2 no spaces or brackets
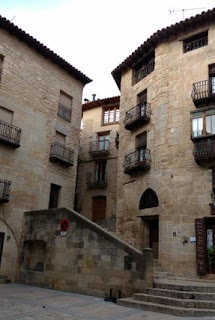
192,79,215,106
57,103,72,122
86,172,107,189
135,60,155,83
89,140,110,158
0,120,21,148
124,103,151,131
193,137,215,163
0,180,11,203
49,142,74,166
124,149,151,175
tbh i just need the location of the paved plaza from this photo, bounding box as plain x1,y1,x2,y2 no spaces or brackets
1,284,215,320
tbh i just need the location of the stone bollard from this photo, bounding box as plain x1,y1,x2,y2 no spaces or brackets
142,247,153,289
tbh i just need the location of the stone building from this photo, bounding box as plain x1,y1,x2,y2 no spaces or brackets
0,15,91,280
112,8,215,277
77,96,119,230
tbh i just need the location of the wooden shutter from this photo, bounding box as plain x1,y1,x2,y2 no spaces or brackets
195,218,207,275
0,106,13,123
136,132,147,149
59,92,72,109
56,131,66,145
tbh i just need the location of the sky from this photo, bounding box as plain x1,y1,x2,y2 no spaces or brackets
0,0,215,101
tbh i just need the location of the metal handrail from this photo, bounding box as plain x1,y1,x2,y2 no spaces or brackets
50,142,74,165
124,149,151,168
192,79,215,101
0,120,21,145
89,140,110,152
135,60,155,83
124,103,151,126
0,180,11,202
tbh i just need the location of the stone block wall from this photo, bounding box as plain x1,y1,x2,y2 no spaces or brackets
0,27,85,280
77,102,119,224
19,208,153,298
117,22,215,276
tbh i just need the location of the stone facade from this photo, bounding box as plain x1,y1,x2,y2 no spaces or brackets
113,17,215,277
0,19,90,281
19,207,153,298
77,97,119,229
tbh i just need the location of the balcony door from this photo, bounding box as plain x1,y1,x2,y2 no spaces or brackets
48,183,61,209
92,196,106,221
98,133,109,151
95,161,106,182
0,232,4,266
209,64,215,95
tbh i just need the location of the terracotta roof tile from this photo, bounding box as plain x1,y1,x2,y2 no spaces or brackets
82,96,120,111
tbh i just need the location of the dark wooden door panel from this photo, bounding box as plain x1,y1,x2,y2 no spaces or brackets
92,197,106,221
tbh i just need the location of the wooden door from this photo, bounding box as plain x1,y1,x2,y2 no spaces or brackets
92,196,106,222
0,233,4,266
149,220,159,259
195,218,207,275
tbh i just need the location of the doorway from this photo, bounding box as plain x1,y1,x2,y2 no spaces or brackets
48,183,61,209
142,216,159,259
0,232,5,266
148,219,159,259
92,196,106,222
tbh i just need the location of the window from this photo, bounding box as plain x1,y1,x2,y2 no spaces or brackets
57,91,72,122
136,132,147,161
183,31,208,53
98,132,109,151
134,52,155,84
95,161,106,182
103,106,119,125
209,64,215,95
139,188,159,209
0,106,13,124
138,90,147,116
191,110,215,138
55,131,66,145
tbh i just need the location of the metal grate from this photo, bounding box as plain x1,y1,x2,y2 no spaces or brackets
135,60,155,83
184,35,208,53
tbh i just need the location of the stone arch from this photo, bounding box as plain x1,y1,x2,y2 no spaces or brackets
139,188,159,210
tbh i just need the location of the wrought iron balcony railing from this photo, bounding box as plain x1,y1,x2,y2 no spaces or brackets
86,172,107,189
191,79,215,106
124,149,151,174
0,120,21,147
0,180,11,203
89,140,110,158
183,35,208,53
124,103,151,130
135,60,155,83
50,142,74,166
193,138,215,162
57,103,72,122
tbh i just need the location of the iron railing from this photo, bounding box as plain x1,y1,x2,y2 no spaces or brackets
0,180,11,202
135,60,155,83
183,35,208,53
0,120,21,147
57,103,72,122
50,142,74,166
192,79,215,103
124,103,151,128
87,172,107,188
89,140,110,153
193,138,215,161
124,149,151,173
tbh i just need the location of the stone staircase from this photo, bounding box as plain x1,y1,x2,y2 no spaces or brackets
0,274,10,284
118,261,215,316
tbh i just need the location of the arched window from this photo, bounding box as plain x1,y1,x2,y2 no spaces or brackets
139,188,159,210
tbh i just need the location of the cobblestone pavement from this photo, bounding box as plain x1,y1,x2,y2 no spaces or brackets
1,284,215,320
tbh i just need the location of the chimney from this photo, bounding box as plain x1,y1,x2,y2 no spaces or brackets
92,94,96,101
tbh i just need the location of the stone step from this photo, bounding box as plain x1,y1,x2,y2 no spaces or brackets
154,280,215,293
153,266,167,273
134,293,215,309
0,278,10,284
147,288,215,301
118,297,215,317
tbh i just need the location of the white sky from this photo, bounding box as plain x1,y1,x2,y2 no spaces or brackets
0,0,215,101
